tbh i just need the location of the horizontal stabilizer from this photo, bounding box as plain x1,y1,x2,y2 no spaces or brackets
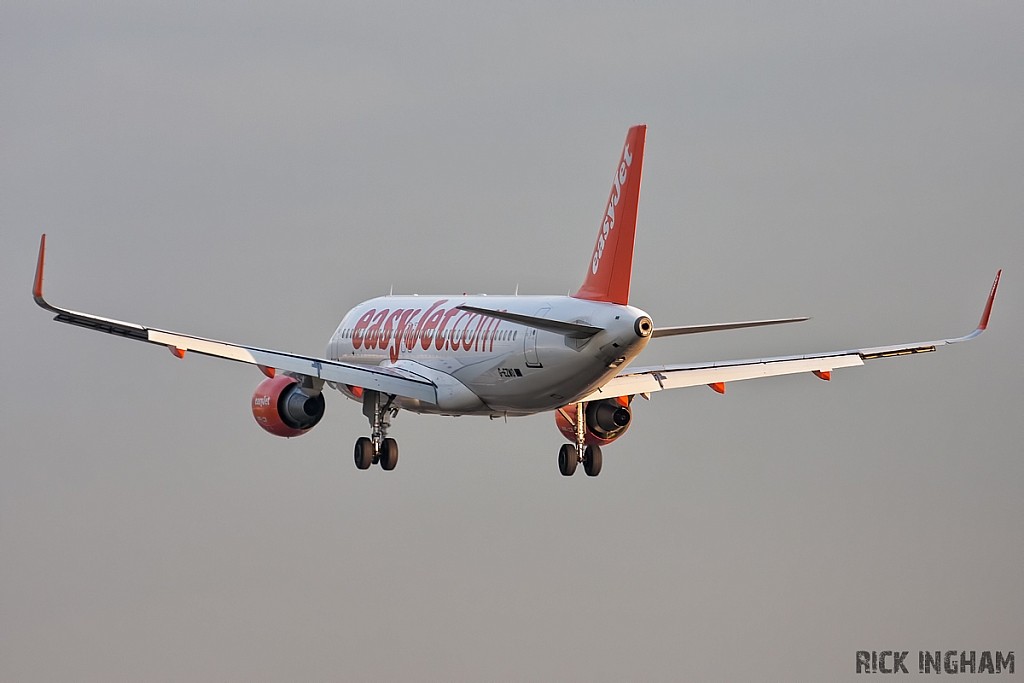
652,316,809,338
455,305,603,339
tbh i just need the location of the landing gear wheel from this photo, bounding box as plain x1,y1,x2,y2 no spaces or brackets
558,443,578,476
583,444,602,477
379,438,399,471
354,437,373,470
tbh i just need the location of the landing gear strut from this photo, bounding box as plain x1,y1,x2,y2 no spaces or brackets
354,390,400,471
557,401,602,477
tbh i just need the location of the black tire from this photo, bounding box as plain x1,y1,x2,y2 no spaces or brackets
379,438,399,471
354,437,373,470
583,444,602,477
558,443,577,476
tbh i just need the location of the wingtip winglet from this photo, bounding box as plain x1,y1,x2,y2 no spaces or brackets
977,269,1001,331
33,233,46,301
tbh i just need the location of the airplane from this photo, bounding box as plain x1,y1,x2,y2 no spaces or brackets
32,125,1001,477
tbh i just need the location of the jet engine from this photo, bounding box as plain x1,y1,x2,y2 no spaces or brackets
554,397,633,446
251,375,325,437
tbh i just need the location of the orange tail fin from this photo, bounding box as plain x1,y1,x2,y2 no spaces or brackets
573,125,646,305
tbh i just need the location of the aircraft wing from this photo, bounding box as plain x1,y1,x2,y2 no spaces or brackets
31,235,438,404
583,271,1001,401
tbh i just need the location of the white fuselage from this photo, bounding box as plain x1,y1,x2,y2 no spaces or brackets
326,296,651,416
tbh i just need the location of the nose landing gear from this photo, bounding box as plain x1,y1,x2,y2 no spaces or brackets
354,390,400,471
556,401,603,477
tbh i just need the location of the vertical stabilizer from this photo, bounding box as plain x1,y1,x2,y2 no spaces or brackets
573,125,646,305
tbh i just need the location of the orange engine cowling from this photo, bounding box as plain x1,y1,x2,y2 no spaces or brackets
555,397,633,446
252,375,325,437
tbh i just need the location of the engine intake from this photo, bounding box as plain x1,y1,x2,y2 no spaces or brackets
587,400,632,438
554,398,633,446
252,375,325,437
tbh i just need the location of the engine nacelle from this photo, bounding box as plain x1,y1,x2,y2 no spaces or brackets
252,375,325,437
554,398,633,446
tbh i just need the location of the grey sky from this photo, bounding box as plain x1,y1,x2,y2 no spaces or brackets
2,2,1022,680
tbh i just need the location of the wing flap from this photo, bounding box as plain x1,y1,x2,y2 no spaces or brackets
584,353,863,401
147,329,435,401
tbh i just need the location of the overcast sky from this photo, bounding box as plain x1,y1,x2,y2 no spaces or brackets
2,2,1022,681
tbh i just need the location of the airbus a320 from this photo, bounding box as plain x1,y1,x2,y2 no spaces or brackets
32,125,1001,476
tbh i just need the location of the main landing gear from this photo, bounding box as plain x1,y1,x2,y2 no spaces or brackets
557,401,603,477
558,443,602,476
354,390,400,471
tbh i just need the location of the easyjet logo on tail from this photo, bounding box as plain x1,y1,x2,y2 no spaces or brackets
573,124,645,306
592,143,634,275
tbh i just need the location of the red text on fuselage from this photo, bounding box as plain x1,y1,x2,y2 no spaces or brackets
350,300,507,362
